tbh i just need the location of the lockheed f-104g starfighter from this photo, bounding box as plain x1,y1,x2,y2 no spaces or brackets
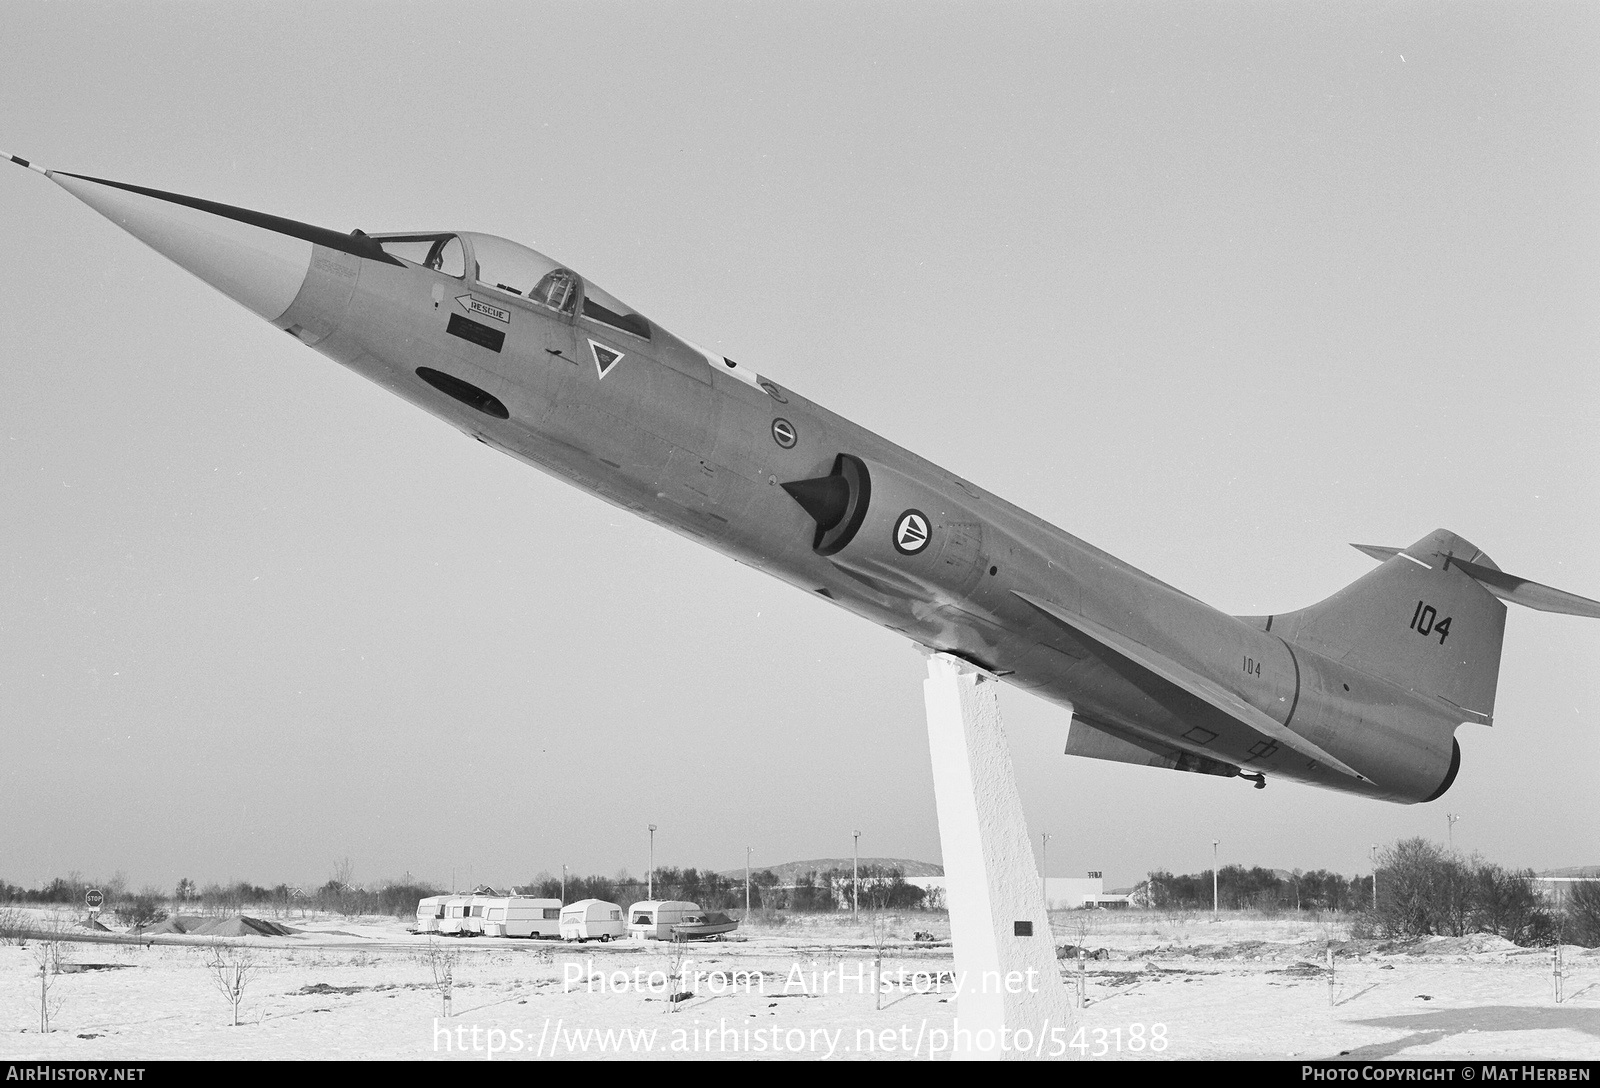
9,152,1596,804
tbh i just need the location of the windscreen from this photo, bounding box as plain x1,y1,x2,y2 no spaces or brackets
373,233,465,276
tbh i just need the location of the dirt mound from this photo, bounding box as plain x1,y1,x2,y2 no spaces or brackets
133,914,205,935
77,918,110,932
188,916,297,937
132,914,296,937
1271,961,1329,977
1408,933,1520,956
1057,944,1110,960
1168,940,1284,961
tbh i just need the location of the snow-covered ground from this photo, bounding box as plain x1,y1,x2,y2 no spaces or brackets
2,908,1595,1060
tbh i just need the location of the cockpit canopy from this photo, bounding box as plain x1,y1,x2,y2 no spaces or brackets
373,234,466,277
372,231,650,340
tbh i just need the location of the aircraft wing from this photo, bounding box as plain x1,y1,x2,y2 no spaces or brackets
1012,591,1367,782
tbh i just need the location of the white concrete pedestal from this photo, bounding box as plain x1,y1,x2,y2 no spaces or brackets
923,652,1075,1060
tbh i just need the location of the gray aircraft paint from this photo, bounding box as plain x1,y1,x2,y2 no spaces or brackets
11,155,1598,805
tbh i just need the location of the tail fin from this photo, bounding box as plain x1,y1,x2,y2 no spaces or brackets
1269,530,1507,724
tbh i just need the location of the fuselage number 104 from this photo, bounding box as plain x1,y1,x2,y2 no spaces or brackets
1410,600,1453,645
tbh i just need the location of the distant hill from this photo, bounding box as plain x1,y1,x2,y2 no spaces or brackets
1536,866,1600,879
717,858,943,882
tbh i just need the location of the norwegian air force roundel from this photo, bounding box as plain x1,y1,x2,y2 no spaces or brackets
893,509,931,555
588,339,624,379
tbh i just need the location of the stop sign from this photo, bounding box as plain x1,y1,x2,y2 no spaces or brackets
85,888,104,910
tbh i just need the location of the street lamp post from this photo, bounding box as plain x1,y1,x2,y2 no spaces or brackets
561,863,567,904
1041,832,1052,908
1446,813,1460,849
1212,840,1220,918
648,825,657,901
1370,844,1379,911
745,846,752,917
853,830,861,915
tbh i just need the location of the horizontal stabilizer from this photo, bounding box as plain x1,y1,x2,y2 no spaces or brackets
1450,557,1600,619
1350,543,1402,563
1352,543,1600,619
1013,591,1367,782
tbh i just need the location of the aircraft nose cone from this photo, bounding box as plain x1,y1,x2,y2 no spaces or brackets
48,171,315,322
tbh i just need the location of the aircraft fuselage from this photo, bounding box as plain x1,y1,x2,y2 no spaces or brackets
11,160,1519,805
285,235,1453,803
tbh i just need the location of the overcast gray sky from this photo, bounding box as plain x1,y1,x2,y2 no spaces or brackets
2,1,1596,895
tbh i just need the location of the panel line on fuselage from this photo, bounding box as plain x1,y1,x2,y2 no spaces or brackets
1275,635,1302,729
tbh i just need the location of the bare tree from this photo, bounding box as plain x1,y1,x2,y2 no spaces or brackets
0,906,25,946
105,871,129,901
206,941,258,1027
325,857,359,917
118,888,168,931
423,938,459,1017
34,951,65,1033
666,940,694,1012
33,916,71,1033
1566,879,1600,947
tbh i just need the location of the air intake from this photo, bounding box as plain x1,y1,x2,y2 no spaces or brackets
782,453,871,555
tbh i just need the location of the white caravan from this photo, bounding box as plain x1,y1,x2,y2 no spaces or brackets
438,894,484,936
461,894,490,936
560,899,626,942
414,895,450,934
627,900,699,941
481,896,562,939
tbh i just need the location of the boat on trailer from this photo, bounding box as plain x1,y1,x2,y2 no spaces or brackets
672,911,739,940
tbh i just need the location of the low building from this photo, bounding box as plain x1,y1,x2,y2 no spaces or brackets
904,871,1129,909
1046,873,1130,909
1534,866,1600,907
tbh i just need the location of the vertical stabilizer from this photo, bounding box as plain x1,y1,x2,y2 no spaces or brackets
1271,530,1507,724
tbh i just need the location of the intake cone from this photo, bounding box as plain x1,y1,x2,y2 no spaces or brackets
781,474,850,532
782,454,871,555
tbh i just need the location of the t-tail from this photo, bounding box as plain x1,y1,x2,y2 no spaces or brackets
1268,528,1600,727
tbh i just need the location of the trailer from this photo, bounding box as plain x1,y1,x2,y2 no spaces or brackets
414,895,451,934
627,900,699,941
438,894,482,936
481,896,562,938
560,899,626,942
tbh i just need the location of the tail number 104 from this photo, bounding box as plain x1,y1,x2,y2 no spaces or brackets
1410,600,1453,645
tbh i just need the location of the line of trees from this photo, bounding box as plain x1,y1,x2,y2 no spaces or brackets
521,865,928,912
769,865,929,911
1144,866,1373,912
1143,840,1600,948
0,872,444,924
